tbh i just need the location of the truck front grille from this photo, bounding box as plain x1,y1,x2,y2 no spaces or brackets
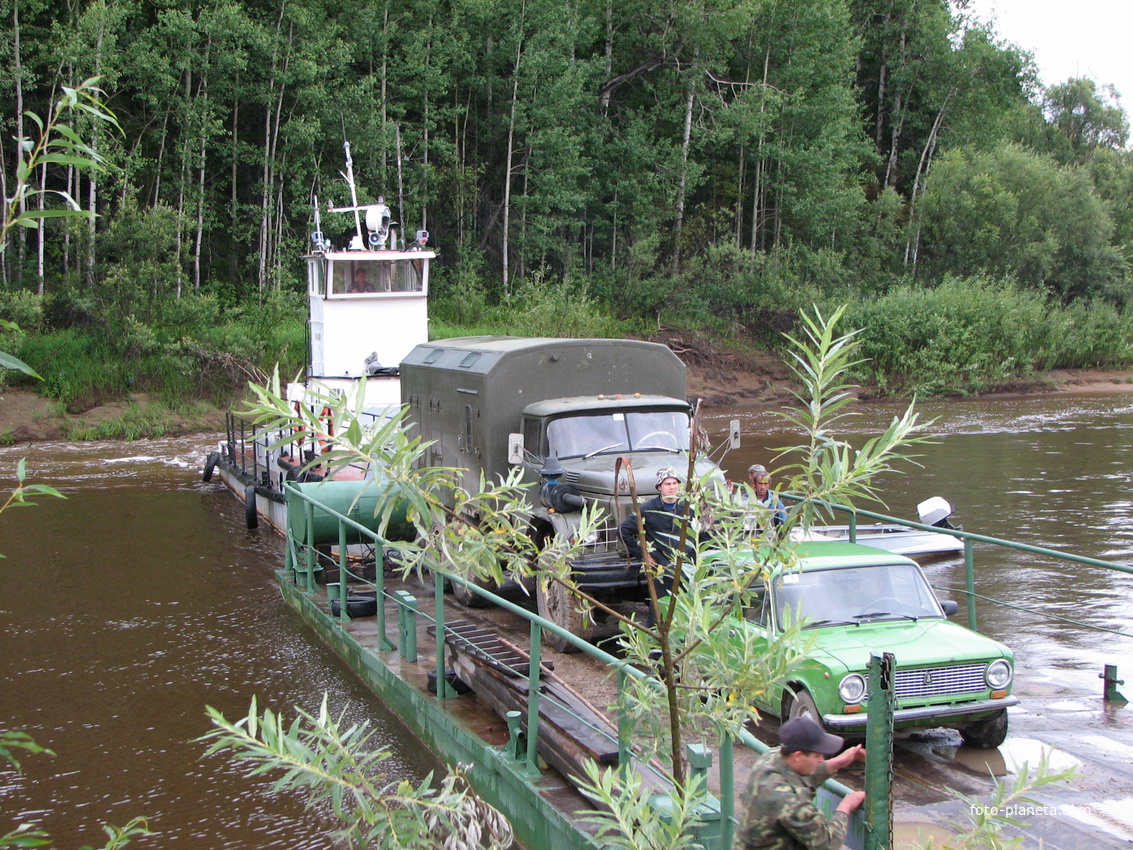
894,663,986,700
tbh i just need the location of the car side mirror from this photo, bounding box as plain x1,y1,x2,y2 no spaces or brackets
941,600,959,616
507,433,524,465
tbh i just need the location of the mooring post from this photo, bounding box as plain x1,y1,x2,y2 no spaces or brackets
337,523,350,621
433,570,455,699
864,651,895,850
505,710,525,761
374,541,394,651
719,733,735,850
1101,664,1128,703
393,590,418,660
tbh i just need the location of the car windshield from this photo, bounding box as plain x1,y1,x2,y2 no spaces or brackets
546,410,690,459
774,563,943,629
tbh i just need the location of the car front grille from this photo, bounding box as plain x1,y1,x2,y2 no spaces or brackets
894,663,986,700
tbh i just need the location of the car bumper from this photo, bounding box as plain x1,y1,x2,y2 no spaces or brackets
822,696,1019,730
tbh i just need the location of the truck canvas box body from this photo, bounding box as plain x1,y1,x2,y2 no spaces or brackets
400,336,724,647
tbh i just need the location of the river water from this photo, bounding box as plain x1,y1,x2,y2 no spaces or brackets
2,391,1133,845
0,439,438,848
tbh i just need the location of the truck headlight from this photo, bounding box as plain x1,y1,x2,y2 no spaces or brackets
985,659,1013,689
838,673,867,704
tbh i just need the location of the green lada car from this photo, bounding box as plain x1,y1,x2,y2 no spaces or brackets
738,541,1018,748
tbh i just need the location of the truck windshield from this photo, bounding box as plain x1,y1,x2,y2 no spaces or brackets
546,410,690,459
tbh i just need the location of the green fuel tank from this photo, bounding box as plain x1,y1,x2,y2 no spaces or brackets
285,478,415,544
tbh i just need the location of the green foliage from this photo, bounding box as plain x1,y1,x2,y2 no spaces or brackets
917,145,1127,301
9,290,305,408
577,762,708,850
775,305,933,522
842,276,1133,394
0,321,41,382
499,273,624,338
432,269,632,340
1042,78,1129,164
0,730,54,771
679,243,827,339
199,696,513,850
1046,299,1133,368
0,293,45,333
0,77,120,251
15,330,120,406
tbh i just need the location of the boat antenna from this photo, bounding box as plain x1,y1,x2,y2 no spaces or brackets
311,194,326,251
340,139,365,247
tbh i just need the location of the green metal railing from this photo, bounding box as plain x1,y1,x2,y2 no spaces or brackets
281,482,846,849
282,484,1131,850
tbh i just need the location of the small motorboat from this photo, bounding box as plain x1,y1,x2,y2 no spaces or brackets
796,497,965,559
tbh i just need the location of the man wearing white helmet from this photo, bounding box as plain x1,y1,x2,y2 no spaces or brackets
618,466,702,604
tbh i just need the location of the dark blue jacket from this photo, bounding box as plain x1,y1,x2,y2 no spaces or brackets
619,495,697,567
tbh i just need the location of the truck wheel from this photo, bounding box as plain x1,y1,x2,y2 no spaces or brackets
960,709,1008,749
452,574,493,608
537,580,592,653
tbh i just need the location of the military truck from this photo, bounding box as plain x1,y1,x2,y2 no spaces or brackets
400,336,732,648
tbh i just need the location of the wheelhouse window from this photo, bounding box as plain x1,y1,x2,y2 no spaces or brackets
545,409,690,460
329,260,425,295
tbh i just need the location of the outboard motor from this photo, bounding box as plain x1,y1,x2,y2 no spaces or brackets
539,456,585,513
918,496,956,529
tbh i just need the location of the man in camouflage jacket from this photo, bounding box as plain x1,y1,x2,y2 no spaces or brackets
733,717,867,849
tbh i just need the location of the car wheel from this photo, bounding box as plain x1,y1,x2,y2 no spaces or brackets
960,709,1008,749
786,688,820,723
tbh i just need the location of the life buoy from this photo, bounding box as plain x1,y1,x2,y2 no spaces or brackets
202,452,219,483
244,484,259,529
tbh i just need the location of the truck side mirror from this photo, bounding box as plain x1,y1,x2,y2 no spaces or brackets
729,419,741,450
507,433,525,465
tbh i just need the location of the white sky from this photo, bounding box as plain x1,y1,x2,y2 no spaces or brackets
967,0,1131,111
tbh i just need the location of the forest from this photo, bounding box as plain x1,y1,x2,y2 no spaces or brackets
1,0,1132,411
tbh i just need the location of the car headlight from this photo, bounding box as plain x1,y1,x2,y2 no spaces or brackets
838,673,867,704
985,659,1013,689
